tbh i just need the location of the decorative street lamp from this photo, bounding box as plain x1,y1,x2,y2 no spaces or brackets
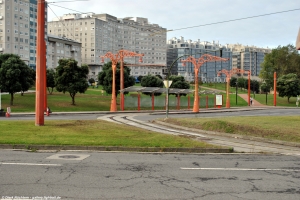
100,50,144,112
217,68,250,108
182,54,228,112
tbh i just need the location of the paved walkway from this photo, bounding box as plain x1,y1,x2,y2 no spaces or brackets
238,94,266,107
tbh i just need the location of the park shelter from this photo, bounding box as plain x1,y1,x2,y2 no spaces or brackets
120,86,221,111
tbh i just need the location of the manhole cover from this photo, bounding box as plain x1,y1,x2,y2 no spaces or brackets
59,155,80,159
46,154,90,160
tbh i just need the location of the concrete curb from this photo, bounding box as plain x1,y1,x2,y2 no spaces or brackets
153,121,300,148
0,144,233,153
6,106,294,117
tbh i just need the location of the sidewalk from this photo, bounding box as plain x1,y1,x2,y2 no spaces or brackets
238,94,266,107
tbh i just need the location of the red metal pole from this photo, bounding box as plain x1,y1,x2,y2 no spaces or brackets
248,71,251,106
152,93,154,110
35,0,46,126
138,93,140,111
110,64,117,112
193,68,199,112
226,77,230,108
274,72,277,106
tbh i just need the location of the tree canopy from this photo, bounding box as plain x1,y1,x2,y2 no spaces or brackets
259,44,300,87
98,61,135,96
55,58,89,105
46,68,55,95
276,73,300,102
0,54,34,105
169,75,190,96
140,74,163,96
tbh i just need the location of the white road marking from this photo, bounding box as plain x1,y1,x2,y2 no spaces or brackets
181,168,300,172
0,162,61,166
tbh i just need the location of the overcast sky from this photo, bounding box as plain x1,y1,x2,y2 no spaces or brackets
47,0,300,49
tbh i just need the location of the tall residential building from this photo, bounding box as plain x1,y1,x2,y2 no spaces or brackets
0,0,47,69
167,37,232,82
48,13,167,78
227,44,271,78
47,34,82,70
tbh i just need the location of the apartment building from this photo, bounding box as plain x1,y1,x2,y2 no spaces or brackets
167,37,232,82
228,44,271,78
48,13,167,78
0,0,47,69
47,34,81,70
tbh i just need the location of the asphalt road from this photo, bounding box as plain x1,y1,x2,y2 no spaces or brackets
1,108,299,121
0,150,300,200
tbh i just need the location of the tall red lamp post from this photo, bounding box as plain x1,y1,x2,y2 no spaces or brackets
181,54,228,112
35,0,46,126
218,69,251,108
100,50,144,112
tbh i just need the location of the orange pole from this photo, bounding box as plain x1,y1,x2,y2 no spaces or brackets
120,60,124,111
226,77,230,108
35,0,46,126
110,64,117,112
152,93,154,110
193,68,199,112
274,72,277,106
248,71,251,106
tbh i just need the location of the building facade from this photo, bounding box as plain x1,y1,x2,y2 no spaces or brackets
167,37,232,82
228,44,271,78
0,0,47,69
47,34,81,69
48,13,167,79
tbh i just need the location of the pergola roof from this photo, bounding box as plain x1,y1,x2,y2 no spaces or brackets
119,86,220,95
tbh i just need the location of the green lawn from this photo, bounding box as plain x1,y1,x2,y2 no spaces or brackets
162,116,300,143
0,120,218,148
254,94,299,107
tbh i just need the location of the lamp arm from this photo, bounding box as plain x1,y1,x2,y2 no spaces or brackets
167,54,190,78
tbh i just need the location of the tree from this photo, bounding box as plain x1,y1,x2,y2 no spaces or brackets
155,74,163,80
98,61,135,96
276,73,300,102
237,77,246,91
137,75,143,82
229,77,237,87
260,44,300,87
88,78,96,88
55,58,89,105
46,69,56,95
140,74,163,96
169,75,190,96
0,54,34,105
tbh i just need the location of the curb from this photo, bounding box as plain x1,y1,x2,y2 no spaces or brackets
153,121,300,148
0,144,233,153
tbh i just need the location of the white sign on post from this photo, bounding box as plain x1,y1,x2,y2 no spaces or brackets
216,95,223,106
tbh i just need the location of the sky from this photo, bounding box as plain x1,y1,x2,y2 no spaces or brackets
47,0,300,49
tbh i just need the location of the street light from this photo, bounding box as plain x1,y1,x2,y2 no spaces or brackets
164,54,190,119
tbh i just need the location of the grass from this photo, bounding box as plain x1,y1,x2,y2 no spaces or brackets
0,120,218,148
1,87,248,112
253,94,299,107
161,116,300,143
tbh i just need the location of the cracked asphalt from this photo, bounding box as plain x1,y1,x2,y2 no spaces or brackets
0,150,300,200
